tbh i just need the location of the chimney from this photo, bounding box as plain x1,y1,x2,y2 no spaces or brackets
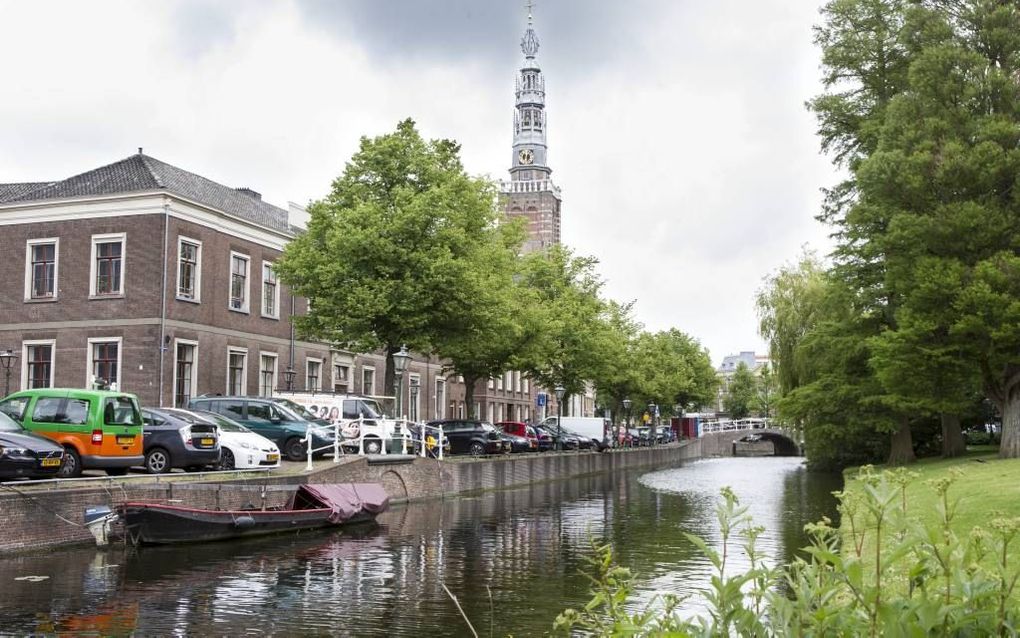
235,187,261,201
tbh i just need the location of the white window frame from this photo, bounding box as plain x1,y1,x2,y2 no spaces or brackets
408,372,421,421
21,338,56,389
435,378,446,419
362,366,376,396
261,260,280,319
89,232,126,297
306,357,323,392
86,336,123,390
259,351,278,397
176,236,202,303
333,363,350,391
226,347,248,396
173,338,200,407
228,251,250,313
24,237,59,301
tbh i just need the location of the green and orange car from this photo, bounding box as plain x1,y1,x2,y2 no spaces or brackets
0,389,144,477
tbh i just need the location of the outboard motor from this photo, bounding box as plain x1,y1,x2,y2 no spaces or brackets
84,505,117,547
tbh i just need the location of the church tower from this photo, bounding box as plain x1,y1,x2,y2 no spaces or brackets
501,2,562,252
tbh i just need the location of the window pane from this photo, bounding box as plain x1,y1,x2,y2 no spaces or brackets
230,256,248,309
175,344,195,407
229,352,245,395
30,243,56,298
95,240,123,295
27,344,52,389
104,397,140,426
92,342,119,387
178,241,198,298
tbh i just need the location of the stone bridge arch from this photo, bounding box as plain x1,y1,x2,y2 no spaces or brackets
699,428,801,457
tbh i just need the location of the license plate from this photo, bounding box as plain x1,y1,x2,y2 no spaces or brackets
41,458,60,467
116,436,134,445
200,438,214,446
266,453,279,462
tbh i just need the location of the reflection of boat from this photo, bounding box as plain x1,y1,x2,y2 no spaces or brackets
118,484,389,545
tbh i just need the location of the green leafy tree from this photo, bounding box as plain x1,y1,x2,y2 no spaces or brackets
275,119,500,397
517,246,615,405
431,218,545,418
754,363,777,419
723,362,757,420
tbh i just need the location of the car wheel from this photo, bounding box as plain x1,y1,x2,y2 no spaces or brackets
363,438,382,455
58,447,82,478
105,467,129,476
469,442,485,457
144,448,171,474
284,437,305,462
218,449,236,471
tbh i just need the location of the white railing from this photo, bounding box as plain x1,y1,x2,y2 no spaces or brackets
301,420,343,472
698,418,770,435
302,417,445,469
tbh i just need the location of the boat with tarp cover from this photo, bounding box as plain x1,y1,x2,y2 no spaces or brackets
117,483,389,545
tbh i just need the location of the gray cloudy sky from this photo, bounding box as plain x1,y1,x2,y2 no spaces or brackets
0,0,837,365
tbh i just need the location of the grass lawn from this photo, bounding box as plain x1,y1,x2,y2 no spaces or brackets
840,446,1020,592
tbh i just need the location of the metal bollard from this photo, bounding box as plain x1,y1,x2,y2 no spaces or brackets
333,421,340,463
438,424,444,460
305,423,314,472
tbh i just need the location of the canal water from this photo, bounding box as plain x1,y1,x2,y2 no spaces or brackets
0,457,841,636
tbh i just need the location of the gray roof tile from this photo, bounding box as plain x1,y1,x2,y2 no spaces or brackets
0,154,291,233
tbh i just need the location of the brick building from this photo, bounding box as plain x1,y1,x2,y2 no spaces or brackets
0,152,353,409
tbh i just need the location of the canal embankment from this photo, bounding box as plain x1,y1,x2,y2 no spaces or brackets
0,439,701,553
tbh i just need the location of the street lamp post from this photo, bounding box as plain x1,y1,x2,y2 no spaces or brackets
392,344,411,420
622,398,632,448
648,403,657,446
283,367,296,392
554,384,566,451
0,350,17,397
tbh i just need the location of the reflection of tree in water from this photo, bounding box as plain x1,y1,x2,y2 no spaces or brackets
778,467,843,565
0,461,845,637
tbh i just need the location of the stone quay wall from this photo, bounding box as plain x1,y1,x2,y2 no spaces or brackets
0,440,701,554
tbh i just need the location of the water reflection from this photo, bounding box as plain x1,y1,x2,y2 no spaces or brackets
0,457,840,636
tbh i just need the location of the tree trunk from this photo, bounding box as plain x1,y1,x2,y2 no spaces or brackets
887,415,915,465
998,382,1020,458
464,375,478,420
383,344,398,399
940,412,966,458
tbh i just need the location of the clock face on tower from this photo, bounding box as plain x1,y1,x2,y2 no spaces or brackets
518,149,534,165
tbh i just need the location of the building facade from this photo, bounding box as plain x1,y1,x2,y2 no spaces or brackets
0,153,334,407
715,350,770,414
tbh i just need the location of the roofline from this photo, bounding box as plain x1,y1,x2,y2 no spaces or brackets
0,189,296,239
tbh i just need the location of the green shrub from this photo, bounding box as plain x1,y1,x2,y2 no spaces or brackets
552,469,1020,637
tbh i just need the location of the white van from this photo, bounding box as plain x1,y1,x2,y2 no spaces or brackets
273,392,410,454
539,416,610,450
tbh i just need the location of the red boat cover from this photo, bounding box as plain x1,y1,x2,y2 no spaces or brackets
288,483,389,524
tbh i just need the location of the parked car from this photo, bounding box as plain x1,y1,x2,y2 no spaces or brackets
427,420,509,456
188,396,335,462
139,408,221,474
406,422,451,457
163,409,280,470
539,416,610,450
563,428,594,450
0,389,144,478
534,424,579,451
529,425,553,452
497,421,543,451
503,431,536,453
0,410,64,480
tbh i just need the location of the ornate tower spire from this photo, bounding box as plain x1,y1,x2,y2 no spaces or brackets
510,0,550,182
501,0,562,253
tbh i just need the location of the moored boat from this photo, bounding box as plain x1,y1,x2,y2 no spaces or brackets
118,483,389,545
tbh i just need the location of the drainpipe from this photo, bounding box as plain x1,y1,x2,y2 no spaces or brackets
289,295,296,371
157,198,170,406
